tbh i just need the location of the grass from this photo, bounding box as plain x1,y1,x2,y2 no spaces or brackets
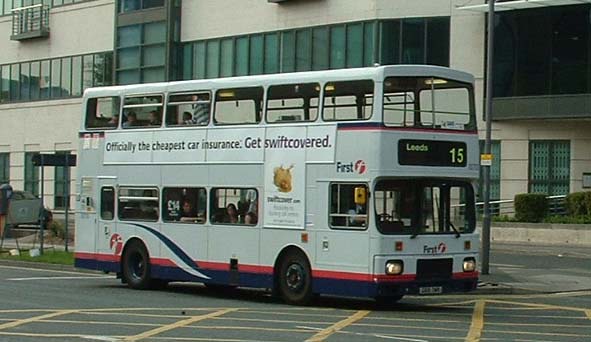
0,249,74,265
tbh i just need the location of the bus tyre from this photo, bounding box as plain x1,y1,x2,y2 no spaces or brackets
278,251,313,305
122,240,152,290
375,295,404,307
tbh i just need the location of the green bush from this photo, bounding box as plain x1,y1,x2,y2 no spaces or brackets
565,192,587,216
514,193,548,223
47,220,66,239
543,215,591,224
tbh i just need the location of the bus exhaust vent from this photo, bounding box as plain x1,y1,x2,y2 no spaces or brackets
416,258,452,280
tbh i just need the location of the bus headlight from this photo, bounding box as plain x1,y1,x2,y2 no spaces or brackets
463,258,476,272
385,260,403,275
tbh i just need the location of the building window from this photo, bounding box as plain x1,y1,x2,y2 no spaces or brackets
478,141,501,202
118,0,164,13
0,153,9,185
116,22,167,85
0,51,113,104
181,18,449,80
24,152,39,197
54,151,71,209
529,141,570,196
493,5,591,98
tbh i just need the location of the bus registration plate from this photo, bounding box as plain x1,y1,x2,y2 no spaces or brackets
419,286,443,295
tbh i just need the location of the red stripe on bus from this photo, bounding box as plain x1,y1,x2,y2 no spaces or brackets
78,132,105,138
452,271,480,280
75,252,118,262
76,253,479,282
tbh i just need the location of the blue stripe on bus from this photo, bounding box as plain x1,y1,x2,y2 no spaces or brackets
129,223,206,277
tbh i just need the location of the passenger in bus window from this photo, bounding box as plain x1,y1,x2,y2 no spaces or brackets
108,114,119,127
179,199,198,223
122,111,138,127
192,101,209,125
148,110,162,126
225,203,239,224
181,111,193,125
348,203,367,227
245,211,258,225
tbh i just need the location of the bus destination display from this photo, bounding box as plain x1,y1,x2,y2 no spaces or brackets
398,139,467,167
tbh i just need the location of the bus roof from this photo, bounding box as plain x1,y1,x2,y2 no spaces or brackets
83,65,474,98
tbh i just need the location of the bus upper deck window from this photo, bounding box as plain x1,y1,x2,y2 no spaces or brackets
85,96,121,130
122,94,164,128
214,87,263,125
266,83,319,123
322,80,373,121
383,77,475,130
166,92,211,127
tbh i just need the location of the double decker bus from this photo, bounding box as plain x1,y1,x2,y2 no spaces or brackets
75,65,479,305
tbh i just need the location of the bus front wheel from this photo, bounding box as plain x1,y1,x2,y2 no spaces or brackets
278,251,313,305
122,240,152,290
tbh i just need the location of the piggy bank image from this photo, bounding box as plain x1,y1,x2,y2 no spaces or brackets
273,165,293,193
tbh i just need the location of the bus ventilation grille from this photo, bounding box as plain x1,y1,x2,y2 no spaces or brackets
416,258,452,280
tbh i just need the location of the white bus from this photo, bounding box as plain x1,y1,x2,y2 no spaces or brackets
75,65,479,305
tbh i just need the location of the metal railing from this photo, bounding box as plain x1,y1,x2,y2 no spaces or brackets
11,4,50,40
474,195,567,217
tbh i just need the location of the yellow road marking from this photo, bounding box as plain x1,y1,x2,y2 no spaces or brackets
586,310,591,320
0,309,78,330
305,310,369,342
486,299,589,314
124,308,237,341
213,316,333,325
465,300,485,342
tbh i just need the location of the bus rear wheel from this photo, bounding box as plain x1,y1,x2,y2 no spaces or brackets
278,251,313,305
122,240,152,290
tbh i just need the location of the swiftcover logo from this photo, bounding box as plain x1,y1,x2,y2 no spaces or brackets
423,243,447,255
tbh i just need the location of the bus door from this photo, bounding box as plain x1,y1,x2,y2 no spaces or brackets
316,182,370,274
96,178,118,258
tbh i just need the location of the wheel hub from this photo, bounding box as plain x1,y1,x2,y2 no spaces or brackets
285,263,305,291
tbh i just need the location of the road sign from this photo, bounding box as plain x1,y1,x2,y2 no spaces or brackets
480,153,493,166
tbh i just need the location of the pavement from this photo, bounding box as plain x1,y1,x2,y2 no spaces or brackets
477,242,591,295
1,233,590,297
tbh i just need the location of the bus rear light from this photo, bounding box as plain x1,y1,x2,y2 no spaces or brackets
385,260,403,275
463,258,476,272
395,241,403,251
464,241,471,250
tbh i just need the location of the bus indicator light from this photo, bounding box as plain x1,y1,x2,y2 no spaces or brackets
464,241,471,250
301,233,308,243
395,241,403,251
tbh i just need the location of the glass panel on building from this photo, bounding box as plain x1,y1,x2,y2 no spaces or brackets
529,141,570,195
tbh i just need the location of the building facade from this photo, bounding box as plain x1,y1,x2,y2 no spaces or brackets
0,0,590,210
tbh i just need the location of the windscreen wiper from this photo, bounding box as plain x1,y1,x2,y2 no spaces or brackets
410,226,420,239
449,221,461,238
